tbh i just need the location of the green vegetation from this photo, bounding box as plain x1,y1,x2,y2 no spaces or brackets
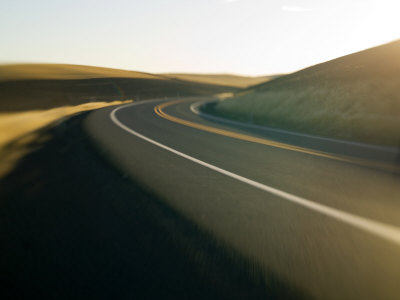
204,40,400,147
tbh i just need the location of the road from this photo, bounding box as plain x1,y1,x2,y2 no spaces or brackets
85,98,400,300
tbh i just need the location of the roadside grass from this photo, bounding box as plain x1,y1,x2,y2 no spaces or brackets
204,40,400,147
0,100,131,178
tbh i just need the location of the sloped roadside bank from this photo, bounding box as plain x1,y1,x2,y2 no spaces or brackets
200,40,400,148
195,99,400,171
0,108,309,300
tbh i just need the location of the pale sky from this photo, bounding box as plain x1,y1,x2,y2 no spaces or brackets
1,0,399,75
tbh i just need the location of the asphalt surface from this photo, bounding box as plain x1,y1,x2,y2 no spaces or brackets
4,109,294,300
85,98,400,300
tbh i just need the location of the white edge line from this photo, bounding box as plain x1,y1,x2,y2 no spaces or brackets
110,101,400,246
190,100,398,154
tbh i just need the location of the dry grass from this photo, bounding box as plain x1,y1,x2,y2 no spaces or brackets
0,100,131,177
0,64,238,111
0,64,163,81
0,64,275,88
206,40,400,147
164,73,277,88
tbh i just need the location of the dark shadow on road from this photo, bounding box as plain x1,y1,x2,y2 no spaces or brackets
0,113,311,300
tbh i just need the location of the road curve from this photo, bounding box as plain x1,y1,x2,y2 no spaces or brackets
85,98,400,300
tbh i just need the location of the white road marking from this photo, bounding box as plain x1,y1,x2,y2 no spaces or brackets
110,101,400,246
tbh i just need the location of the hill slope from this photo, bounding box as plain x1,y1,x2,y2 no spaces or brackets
204,40,400,146
0,64,238,111
0,64,163,81
165,73,278,88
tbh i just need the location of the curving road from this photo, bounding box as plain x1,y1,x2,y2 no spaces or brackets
85,98,400,300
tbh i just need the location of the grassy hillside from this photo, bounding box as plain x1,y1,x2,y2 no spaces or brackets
204,40,400,147
0,64,163,81
0,64,238,111
165,73,278,88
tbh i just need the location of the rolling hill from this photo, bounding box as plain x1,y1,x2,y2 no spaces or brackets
0,64,163,82
203,40,400,147
165,73,278,88
0,64,243,111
